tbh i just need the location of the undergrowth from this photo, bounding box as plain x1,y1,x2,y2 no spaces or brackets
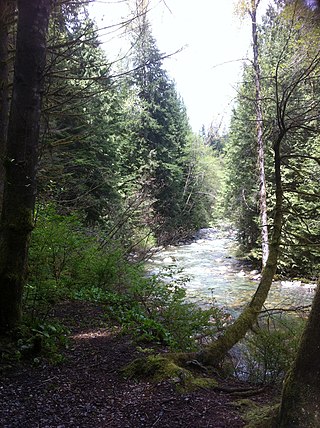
0,320,69,369
18,205,225,362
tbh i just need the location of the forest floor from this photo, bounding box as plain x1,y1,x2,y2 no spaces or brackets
0,301,280,428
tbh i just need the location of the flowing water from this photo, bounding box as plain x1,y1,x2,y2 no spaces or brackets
147,228,315,315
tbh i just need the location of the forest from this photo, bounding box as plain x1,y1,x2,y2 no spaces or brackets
0,0,319,427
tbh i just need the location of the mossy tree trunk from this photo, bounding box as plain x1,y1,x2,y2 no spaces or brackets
196,135,284,365
278,282,320,427
0,0,51,332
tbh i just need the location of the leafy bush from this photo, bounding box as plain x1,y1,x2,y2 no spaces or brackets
74,266,225,351
26,205,133,318
1,320,69,367
26,206,88,317
124,269,222,350
18,321,69,364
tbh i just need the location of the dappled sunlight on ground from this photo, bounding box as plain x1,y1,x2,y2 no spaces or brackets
72,329,114,341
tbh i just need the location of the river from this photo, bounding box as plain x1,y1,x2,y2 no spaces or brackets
146,228,315,315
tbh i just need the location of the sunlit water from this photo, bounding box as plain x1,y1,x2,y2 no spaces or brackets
146,228,315,315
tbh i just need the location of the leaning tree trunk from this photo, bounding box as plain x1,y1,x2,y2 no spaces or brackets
278,281,320,427
197,137,283,365
0,0,51,332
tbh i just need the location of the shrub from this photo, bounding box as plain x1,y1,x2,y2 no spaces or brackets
26,205,132,318
1,320,69,367
239,314,305,384
74,266,226,351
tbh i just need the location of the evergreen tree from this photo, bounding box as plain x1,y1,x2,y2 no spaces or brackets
39,3,123,226
122,4,207,244
225,73,261,255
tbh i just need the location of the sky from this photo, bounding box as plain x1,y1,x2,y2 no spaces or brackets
89,0,268,132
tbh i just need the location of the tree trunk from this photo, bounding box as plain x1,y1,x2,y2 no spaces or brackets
0,0,11,217
278,282,320,427
0,0,51,332
197,137,283,365
250,0,269,267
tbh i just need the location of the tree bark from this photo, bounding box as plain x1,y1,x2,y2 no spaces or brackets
197,137,283,365
0,0,12,217
278,282,320,427
250,0,269,267
0,0,51,332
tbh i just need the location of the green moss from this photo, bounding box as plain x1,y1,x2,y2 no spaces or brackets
182,376,218,392
122,354,218,393
233,399,279,428
233,398,258,409
122,355,192,383
245,404,279,428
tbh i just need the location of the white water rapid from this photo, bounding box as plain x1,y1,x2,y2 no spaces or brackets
147,228,315,315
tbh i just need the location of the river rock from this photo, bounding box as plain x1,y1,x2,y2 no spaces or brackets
163,256,175,263
236,270,246,277
301,283,317,292
280,280,302,287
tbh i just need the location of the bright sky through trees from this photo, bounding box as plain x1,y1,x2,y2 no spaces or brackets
90,0,268,131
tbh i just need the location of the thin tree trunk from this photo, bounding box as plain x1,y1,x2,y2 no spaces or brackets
251,0,269,267
278,282,320,427
196,137,283,365
0,0,51,332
